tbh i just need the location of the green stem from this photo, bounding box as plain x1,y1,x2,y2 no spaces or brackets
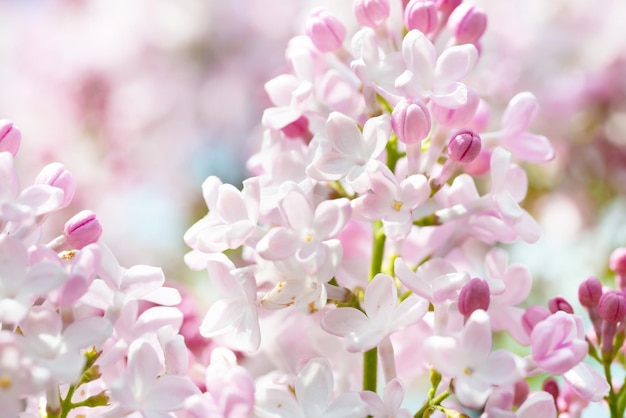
363,347,378,392
363,221,387,392
414,389,451,418
603,356,619,418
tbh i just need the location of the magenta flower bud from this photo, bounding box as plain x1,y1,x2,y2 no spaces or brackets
521,305,550,336
548,296,574,314
458,278,490,316
404,0,438,34
305,8,346,53
64,210,103,249
391,99,431,144
281,116,311,141
436,0,462,15
598,291,626,323
542,378,559,403
578,277,603,308
431,88,480,127
609,247,626,274
447,2,487,45
447,129,481,163
354,0,390,28
0,120,22,156
35,162,76,208
513,380,530,408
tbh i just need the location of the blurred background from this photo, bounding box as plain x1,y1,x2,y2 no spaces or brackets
2,0,626,300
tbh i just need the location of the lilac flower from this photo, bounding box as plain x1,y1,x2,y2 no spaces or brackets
360,378,412,418
0,235,65,325
321,274,428,352
198,254,260,353
395,30,478,109
352,165,430,240
256,185,350,273
425,310,520,409
184,175,261,257
255,357,368,418
562,362,610,402
106,340,200,418
530,311,587,375
307,112,390,193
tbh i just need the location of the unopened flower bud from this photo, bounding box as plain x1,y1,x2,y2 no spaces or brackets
354,0,390,28
447,129,481,163
391,99,431,144
436,0,462,16
598,291,626,323
305,9,346,53
513,380,529,408
35,162,76,208
542,378,559,403
458,278,490,316
0,120,22,156
548,296,574,314
609,248,626,274
578,277,603,308
404,0,438,34
521,305,550,336
281,116,312,141
447,2,487,45
64,210,102,249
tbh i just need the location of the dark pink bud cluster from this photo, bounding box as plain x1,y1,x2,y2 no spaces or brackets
598,291,626,354
579,277,604,339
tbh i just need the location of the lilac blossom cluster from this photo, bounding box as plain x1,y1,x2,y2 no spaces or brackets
3,1,626,418
181,0,618,417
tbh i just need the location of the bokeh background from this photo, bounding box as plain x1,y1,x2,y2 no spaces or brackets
2,0,626,305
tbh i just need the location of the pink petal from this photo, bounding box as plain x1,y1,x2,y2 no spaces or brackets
516,392,557,418
281,189,313,232
322,307,369,337
257,227,299,260
313,198,351,239
295,358,333,415
401,30,436,83
326,112,364,158
361,114,391,160
146,375,200,411
503,132,555,163
501,91,539,134
363,274,397,320
459,310,492,362
434,44,477,87
563,362,610,402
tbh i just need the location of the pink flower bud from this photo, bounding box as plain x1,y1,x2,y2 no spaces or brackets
436,0,462,15
404,0,438,34
522,305,550,336
305,9,346,53
548,296,574,314
513,380,530,408
447,2,487,45
354,0,390,28
542,378,559,403
598,291,626,323
0,120,22,156
609,247,626,274
431,88,479,127
281,115,311,141
391,99,431,144
458,278,490,316
64,210,103,249
447,129,481,163
578,277,603,308
35,162,76,208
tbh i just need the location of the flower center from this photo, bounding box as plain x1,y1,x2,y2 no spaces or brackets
392,200,403,211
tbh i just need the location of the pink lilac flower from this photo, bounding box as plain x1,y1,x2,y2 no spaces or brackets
529,311,587,375
256,184,350,273
255,357,368,418
352,165,430,240
198,254,260,353
321,273,429,352
483,389,557,418
562,362,610,402
360,378,412,418
0,235,66,325
0,332,41,417
105,340,200,418
184,347,255,418
425,310,520,408
395,29,478,109
307,112,391,193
